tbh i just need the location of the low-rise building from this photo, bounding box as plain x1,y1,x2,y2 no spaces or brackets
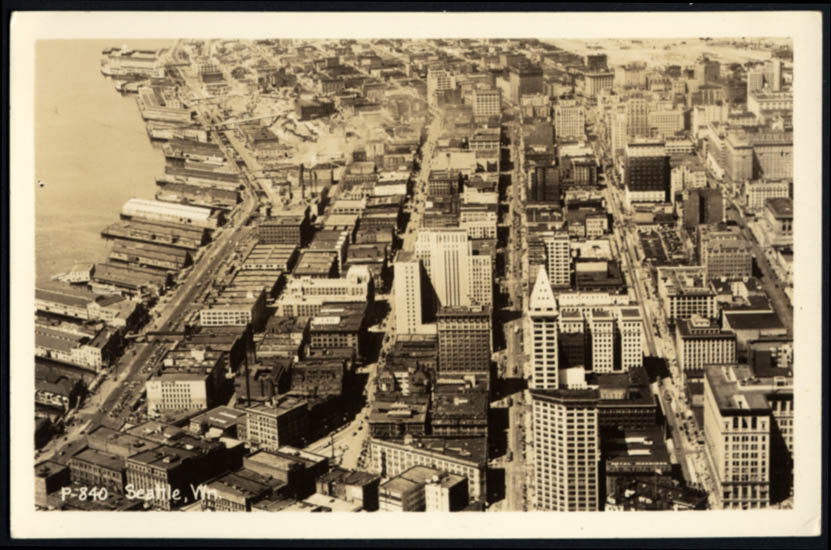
368,436,486,501
244,397,310,450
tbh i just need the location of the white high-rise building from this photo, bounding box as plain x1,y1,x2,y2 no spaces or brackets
416,229,470,308
618,307,644,371
588,309,616,373
527,267,559,390
532,389,600,511
393,251,424,335
553,100,585,140
544,232,571,288
609,106,629,155
415,229,492,309
468,254,493,307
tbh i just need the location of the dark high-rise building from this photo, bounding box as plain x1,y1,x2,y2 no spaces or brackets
437,304,492,374
683,187,724,231
509,64,544,103
624,142,670,204
528,165,561,204
585,54,608,72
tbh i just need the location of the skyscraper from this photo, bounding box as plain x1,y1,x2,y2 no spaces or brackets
527,267,559,390
427,66,454,107
624,141,670,204
588,309,616,374
683,187,724,231
415,229,492,309
415,229,470,308
531,389,600,511
617,307,644,371
553,100,585,141
437,304,492,374
544,232,571,288
393,251,425,335
626,95,651,138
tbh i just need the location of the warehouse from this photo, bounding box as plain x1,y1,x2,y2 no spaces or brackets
101,219,208,250
121,198,219,229
109,240,192,271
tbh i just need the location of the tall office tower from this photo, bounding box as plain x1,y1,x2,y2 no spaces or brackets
427,66,454,107
703,364,771,509
528,267,559,390
393,251,425,335
585,72,615,99
624,141,670,204
617,307,644,371
415,229,471,308
531,389,600,511
683,187,724,231
553,100,585,141
609,106,628,156
544,232,571,288
472,88,502,118
746,67,766,96
467,253,493,307
767,58,782,92
625,95,651,138
695,58,721,84
436,304,492,374
587,309,616,373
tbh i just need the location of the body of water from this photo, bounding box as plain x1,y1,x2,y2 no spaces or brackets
35,39,173,287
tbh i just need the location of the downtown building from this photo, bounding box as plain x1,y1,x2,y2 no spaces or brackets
675,315,737,380
698,225,753,282
471,88,502,118
703,364,772,509
656,266,719,321
531,388,600,511
553,99,585,141
624,141,670,205
426,66,455,107
543,232,571,288
437,304,492,375
414,228,493,309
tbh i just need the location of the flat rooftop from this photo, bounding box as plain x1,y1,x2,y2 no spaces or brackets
705,364,772,414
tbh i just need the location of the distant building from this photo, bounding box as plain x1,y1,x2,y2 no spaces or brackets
657,266,719,321
698,225,753,282
624,141,669,204
471,88,502,118
743,179,790,212
683,187,724,231
553,99,585,140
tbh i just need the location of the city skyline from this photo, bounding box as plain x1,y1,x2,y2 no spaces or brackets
9,9,824,541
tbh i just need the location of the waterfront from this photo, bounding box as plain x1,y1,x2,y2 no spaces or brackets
35,39,173,287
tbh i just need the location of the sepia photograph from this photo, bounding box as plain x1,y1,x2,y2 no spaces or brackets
8,9,824,541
